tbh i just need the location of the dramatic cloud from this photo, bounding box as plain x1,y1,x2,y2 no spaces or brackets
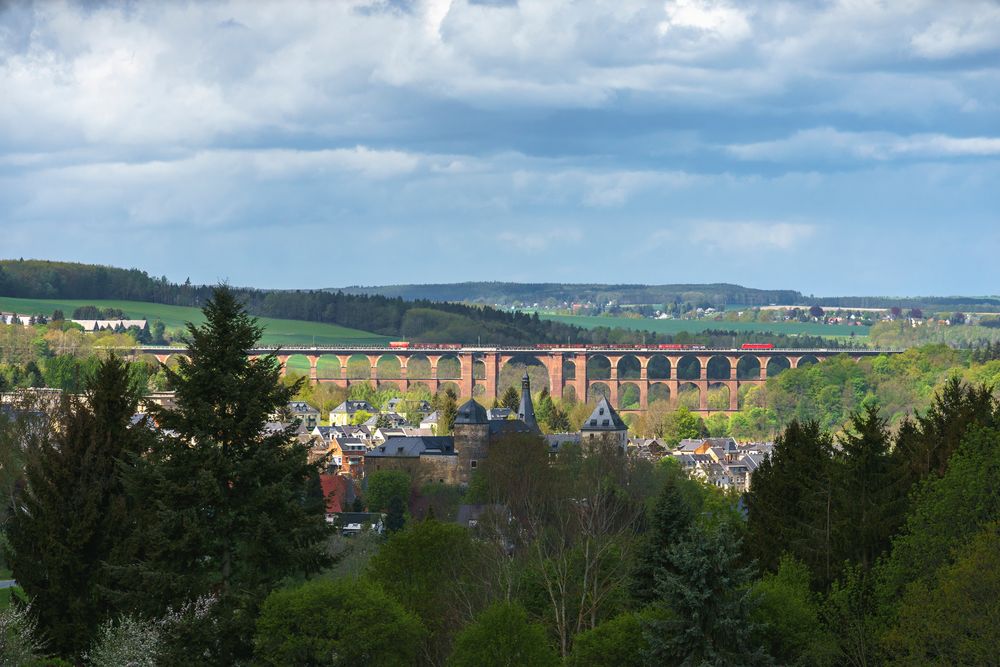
0,0,997,294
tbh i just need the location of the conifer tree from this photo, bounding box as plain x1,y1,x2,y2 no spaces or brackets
836,404,900,571
628,472,696,604
745,419,837,585
119,286,329,662
500,385,519,412
643,525,770,666
7,355,148,657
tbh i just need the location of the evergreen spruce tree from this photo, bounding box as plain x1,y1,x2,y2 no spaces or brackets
745,419,837,585
628,473,696,604
643,525,770,666
7,355,149,657
386,494,407,533
438,388,458,434
836,404,900,571
500,386,520,412
119,286,329,662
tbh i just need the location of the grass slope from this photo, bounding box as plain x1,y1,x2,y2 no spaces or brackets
0,296,390,347
537,313,869,338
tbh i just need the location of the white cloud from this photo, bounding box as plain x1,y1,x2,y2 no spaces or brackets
687,221,816,251
728,128,1000,162
495,227,583,252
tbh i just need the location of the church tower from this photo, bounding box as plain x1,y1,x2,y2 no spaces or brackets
517,371,539,432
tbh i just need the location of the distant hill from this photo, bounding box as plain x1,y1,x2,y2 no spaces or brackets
0,260,609,345
336,282,803,307
0,260,847,347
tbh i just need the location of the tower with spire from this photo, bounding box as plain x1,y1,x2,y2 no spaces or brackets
517,371,539,432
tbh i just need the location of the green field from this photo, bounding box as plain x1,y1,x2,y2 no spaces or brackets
0,296,391,346
536,313,869,338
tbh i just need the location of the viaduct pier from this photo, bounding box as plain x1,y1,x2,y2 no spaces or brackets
135,345,899,415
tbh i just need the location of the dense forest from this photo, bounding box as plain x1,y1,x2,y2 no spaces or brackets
0,260,841,347
2,289,998,664
338,281,803,307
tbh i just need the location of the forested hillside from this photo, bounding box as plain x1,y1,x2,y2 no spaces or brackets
338,281,803,307
0,260,838,347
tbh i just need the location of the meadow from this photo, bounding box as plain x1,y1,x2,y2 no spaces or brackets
0,296,390,347
536,312,870,338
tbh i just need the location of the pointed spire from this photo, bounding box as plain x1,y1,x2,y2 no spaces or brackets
517,371,539,432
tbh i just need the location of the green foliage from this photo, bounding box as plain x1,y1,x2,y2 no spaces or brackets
365,469,411,512
254,578,424,667
752,556,837,666
567,611,652,667
500,385,519,411
434,388,459,434
6,356,150,657
875,425,1000,626
644,524,770,666
447,602,559,667
745,419,838,585
885,521,1000,665
835,405,902,571
367,519,489,665
629,469,697,604
113,287,330,662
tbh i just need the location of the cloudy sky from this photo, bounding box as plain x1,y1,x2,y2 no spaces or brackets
1,0,998,295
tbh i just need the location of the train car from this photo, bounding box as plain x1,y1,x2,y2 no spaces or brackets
741,343,775,350
657,344,685,350
389,341,410,349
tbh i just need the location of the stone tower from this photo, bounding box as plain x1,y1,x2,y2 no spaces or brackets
454,398,489,485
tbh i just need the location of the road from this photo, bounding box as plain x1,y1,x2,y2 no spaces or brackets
0,580,16,589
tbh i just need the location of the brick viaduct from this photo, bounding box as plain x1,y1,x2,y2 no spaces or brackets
139,346,897,415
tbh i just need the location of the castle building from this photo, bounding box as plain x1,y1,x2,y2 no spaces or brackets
365,375,542,486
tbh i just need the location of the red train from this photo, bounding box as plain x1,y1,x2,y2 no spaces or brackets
741,343,775,350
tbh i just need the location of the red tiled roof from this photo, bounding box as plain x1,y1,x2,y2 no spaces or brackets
320,473,351,514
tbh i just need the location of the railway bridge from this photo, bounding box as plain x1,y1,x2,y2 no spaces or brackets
134,345,900,414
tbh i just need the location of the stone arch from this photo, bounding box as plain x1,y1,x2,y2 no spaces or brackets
617,355,642,380
707,382,731,410
647,355,671,380
562,358,576,381
736,355,761,380
316,355,341,379
345,354,370,380
767,356,791,377
407,354,432,380
649,382,671,405
587,355,611,381
677,382,701,410
706,355,732,380
676,356,701,381
438,380,461,398
408,381,432,398
437,354,461,380
499,353,549,395
473,359,486,380
588,381,611,403
375,354,402,379
284,354,311,377
618,382,641,409
562,385,578,403
798,354,820,367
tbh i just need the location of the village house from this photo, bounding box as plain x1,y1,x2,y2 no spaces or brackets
330,400,377,426
286,401,320,430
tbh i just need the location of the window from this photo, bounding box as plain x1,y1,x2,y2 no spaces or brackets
471,460,478,469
